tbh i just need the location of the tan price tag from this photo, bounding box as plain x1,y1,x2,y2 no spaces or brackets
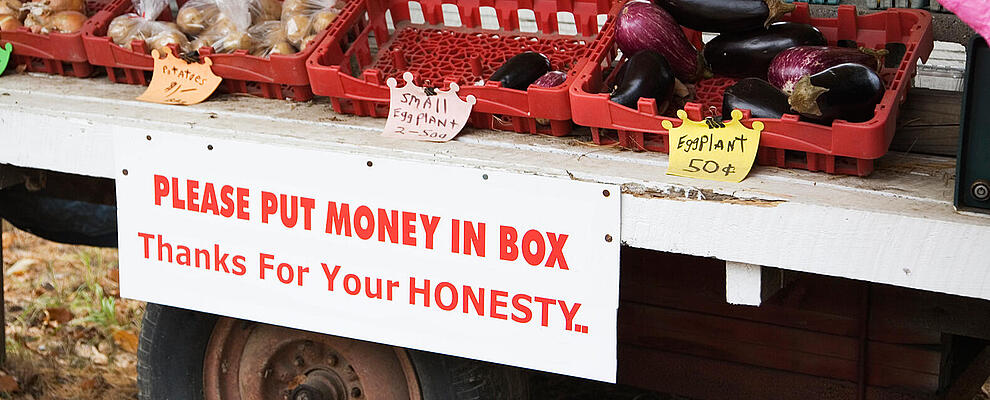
137,49,222,105
664,109,764,183
383,72,476,142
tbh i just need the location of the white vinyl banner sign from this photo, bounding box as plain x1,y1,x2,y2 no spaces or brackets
113,130,620,382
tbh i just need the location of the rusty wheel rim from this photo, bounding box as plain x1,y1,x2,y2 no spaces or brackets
203,318,421,400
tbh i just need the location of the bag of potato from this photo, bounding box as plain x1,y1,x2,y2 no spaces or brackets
248,20,296,57
177,0,281,54
107,0,188,54
280,0,344,51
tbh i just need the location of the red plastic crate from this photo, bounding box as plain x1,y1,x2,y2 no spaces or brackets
0,0,111,77
82,0,335,101
569,3,934,176
306,0,617,136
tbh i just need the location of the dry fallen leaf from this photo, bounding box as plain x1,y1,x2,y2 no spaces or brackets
112,330,139,353
74,343,109,365
79,376,104,390
108,268,119,283
6,258,38,276
44,307,73,327
1,232,12,249
0,374,19,392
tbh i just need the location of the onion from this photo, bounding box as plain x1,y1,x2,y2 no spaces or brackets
46,10,85,33
615,0,700,82
0,0,24,19
0,13,22,30
46,0,85,13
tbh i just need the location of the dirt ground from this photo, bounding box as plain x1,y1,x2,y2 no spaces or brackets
0,221,143,400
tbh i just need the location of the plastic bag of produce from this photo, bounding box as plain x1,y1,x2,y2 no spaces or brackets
178,0,282,53
108,0,188,54
280,0,344,50
248,20,296,56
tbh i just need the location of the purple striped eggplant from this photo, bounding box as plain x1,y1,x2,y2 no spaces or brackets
532,71,568,88
769,46,886,94
722,78,790,120
610,50,675,111
654,0,795,33
703,22,826,79
615,0,702,82
788,63,885,123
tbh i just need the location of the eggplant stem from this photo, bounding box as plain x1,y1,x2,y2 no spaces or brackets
764,0,796,28
788,75,827,117
859,46,891,70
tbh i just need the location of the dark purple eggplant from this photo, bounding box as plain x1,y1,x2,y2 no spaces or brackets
788,63,885,123
769,46,886,93
654,0,795,33
615,1,702,82
609,50,675,111
703,22,826,79
489,52,551,90
722,78,790,120
532,71,567,88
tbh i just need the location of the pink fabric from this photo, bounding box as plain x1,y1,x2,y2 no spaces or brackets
938,0,990,41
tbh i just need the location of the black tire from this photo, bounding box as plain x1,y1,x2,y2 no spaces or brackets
137,303,218,400
138,303,530,400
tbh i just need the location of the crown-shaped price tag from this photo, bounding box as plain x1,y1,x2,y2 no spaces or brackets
0,43,12,76
664,109,764,183
383,72,476,142
137,49,223,105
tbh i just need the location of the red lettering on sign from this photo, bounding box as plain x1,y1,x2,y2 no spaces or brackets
325,202,352,237
401,212,416,246
500,226,518,261
545,233,569,270
154,175,168,205
378,208,398,244
522,229,545,266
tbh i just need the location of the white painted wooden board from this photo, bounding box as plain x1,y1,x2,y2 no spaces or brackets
0,74,988,301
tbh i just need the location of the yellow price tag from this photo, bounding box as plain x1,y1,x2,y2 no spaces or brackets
137,49,222,105
664,109,763,183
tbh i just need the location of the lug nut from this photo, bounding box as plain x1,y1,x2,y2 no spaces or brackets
327,355,337,367
351,387,362,398
972,180,990,201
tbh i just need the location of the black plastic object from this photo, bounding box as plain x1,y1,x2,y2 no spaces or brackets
955,36,990,213
0,184,118,247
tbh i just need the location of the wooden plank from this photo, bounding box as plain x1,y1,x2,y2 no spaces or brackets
891,88,962,157
942,345,990,400
3,75,990,301
618,303,860,377
620,249,863,337
870,285,990,342
619,302,942,391
617,344,936,400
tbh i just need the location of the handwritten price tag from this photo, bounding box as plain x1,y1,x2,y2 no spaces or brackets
137,49,222,105
383,72,476,142
0,43,12,76
664,109,763,183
